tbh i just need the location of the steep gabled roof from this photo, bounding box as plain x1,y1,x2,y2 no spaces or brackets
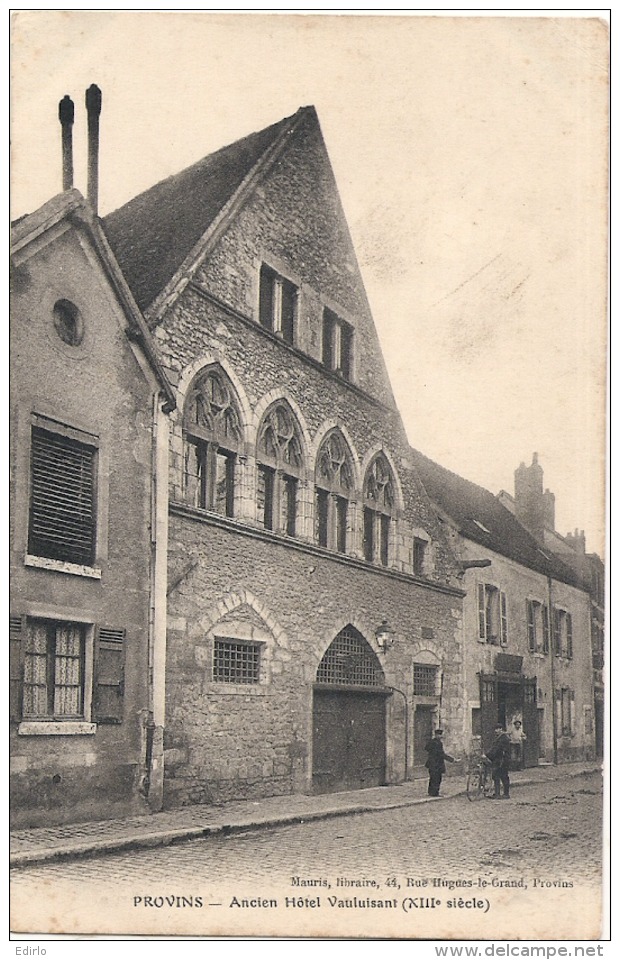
103,111,300,313
409,448,584,589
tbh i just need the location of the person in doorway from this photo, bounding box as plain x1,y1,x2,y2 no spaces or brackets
424,728,456,797
508,718,527,770
484,725,512,799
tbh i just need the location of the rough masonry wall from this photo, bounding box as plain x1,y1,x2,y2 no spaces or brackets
164,515,463,806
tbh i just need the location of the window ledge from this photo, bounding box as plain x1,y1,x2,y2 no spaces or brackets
18,721,96,736
25,555,102,579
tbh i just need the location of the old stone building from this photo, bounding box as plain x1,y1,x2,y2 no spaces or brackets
9,184,175,827
104,106,469,805
410,449,596,767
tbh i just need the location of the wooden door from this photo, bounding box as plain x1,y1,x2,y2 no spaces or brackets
413,706,434,771
312,689,386,794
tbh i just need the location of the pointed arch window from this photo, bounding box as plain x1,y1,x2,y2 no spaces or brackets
315,430,354,553
363,454,396,566
183,367,243,517
256,404,304,536
316,626,384,688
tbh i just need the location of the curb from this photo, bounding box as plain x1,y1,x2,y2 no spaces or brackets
10,766,600,868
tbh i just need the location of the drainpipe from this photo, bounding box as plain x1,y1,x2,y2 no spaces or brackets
547,575,559,765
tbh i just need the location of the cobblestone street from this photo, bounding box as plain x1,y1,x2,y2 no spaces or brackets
11,770,604,940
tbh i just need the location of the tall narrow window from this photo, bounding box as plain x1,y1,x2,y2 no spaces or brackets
526,600,550,654
259,265,298,346
28,424,97,566
553,608,573,659
413,538,427,575
477,584,508,645
315,430,354,554
183,367,242,517
322,308,353,381
257,403,304,537
363,454,396,567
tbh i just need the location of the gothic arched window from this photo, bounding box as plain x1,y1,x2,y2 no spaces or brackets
315,430,354,553
316,626,384,688
256,403,304,536
363,453,396,566
183,367,242,517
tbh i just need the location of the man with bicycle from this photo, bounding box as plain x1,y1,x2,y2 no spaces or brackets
484,724,512,799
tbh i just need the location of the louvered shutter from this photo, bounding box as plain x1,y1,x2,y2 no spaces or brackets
500,592,508,646
28,427,96,565
542,605,550,654
93,627,126,723
553,608,561,656
477,584,486,641
526,600,535,652
566,614,573,660
9,616,23,722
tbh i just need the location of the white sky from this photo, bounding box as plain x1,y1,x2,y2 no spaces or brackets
10,10,609,556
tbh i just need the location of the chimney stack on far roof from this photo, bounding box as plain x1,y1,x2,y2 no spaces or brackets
85,84,102,215
58,95,74,191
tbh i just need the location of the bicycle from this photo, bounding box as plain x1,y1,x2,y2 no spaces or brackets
466,753,495,801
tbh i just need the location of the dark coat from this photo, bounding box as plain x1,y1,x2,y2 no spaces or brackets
486,732,511,773
424,737,454,774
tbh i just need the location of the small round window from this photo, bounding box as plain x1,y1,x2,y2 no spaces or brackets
53,299,84,347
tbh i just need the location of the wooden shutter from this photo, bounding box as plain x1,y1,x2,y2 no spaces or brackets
9,616,24,722
566,613,573,659
555,688,562,736
542,605,550,654
93,627,126,724
29,427,96,565
569,689,576,736
499,592,508,646
477,584,486,641
553,608,561,656
526,600,536,652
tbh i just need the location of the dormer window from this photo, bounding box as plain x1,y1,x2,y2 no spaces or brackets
322,308,353,381
259,265,298,345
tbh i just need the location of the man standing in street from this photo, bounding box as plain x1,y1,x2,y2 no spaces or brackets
485,724,512,799
424,728,456,797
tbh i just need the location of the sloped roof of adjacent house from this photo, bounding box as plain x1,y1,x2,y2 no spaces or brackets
409,448,584,589
103,111,300,314
11,188,176,411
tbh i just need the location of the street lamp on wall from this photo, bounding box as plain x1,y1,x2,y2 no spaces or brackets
375,619,395,654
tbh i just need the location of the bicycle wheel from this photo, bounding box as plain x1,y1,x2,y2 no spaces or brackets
466,765,484,801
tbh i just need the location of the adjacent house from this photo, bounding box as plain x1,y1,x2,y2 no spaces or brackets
9,181,175,827
410,449,596,766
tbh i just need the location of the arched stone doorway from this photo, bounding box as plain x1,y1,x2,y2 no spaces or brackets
312,626,390,794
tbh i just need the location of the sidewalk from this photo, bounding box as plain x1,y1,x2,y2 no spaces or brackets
10,761,601,868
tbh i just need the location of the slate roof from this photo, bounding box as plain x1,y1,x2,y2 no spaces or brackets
103,111,300,313
409,448,584,589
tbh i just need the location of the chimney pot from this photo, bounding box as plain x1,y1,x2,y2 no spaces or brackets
85,84,102,215
58,95,75,191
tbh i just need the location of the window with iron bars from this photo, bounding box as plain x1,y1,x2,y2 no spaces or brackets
413,663,438,697
316,627,384,687
213,638,261,684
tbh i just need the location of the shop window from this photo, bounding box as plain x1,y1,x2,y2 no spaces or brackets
477,584,508,645
213,638,261,685
259,265,298,345
183,367,242,517
315,430,354,553
526,600,550,654
28,423,97,566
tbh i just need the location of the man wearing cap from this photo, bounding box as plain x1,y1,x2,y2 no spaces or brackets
424,728,456,797
484,725,512,799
